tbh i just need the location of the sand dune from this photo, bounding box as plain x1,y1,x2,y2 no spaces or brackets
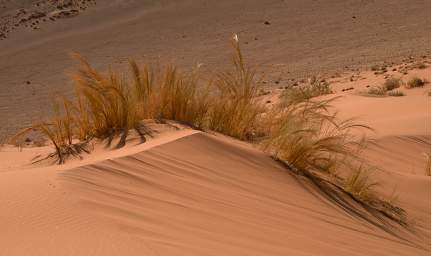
1,130,430,255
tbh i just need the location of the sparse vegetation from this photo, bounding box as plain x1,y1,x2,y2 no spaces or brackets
367,86,386,96
366,80,405,97
383,78,401,91
406,77,425,88
282,77,332,103
261,96,407,227
387,90,405,97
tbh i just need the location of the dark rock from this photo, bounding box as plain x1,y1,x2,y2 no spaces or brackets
29,11,46,19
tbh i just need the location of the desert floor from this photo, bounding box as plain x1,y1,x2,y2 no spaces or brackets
1,0,431,255
2,0,431,135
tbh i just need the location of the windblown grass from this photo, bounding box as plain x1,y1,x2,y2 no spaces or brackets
261,97,408,227
208,37,264,140
262,97,367,176
344,167,379,203
154,66,211,129
72,56,144,147
343,166,407,227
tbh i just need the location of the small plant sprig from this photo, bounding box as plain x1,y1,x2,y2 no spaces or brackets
424,153,431,176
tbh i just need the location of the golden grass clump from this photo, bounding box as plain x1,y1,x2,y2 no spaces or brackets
261,97,408,227
11,99,90,164
156,67,212,129
72,56,143,147
71,53,223,146
262,97,368,176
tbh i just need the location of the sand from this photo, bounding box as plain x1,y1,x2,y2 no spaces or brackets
1,1,431,255
1,129,430,255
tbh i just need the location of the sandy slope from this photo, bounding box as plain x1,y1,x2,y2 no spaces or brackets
1,1,431,255
1,130,430,256
2,0,431,136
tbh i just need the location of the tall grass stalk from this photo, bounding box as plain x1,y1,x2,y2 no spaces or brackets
208,36,264,140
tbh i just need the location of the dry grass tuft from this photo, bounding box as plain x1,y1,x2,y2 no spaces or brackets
406,77,426,88
208,37,264,140
387,90,405,97
344,167,380,203
129,62,211,129
367,86,387,96
262,97,369,177
72,55,144,147
344,166,407,226
383,78,401,91
261,97,408,228
282,77,332,103
11,100,90,164
157,68,211,129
